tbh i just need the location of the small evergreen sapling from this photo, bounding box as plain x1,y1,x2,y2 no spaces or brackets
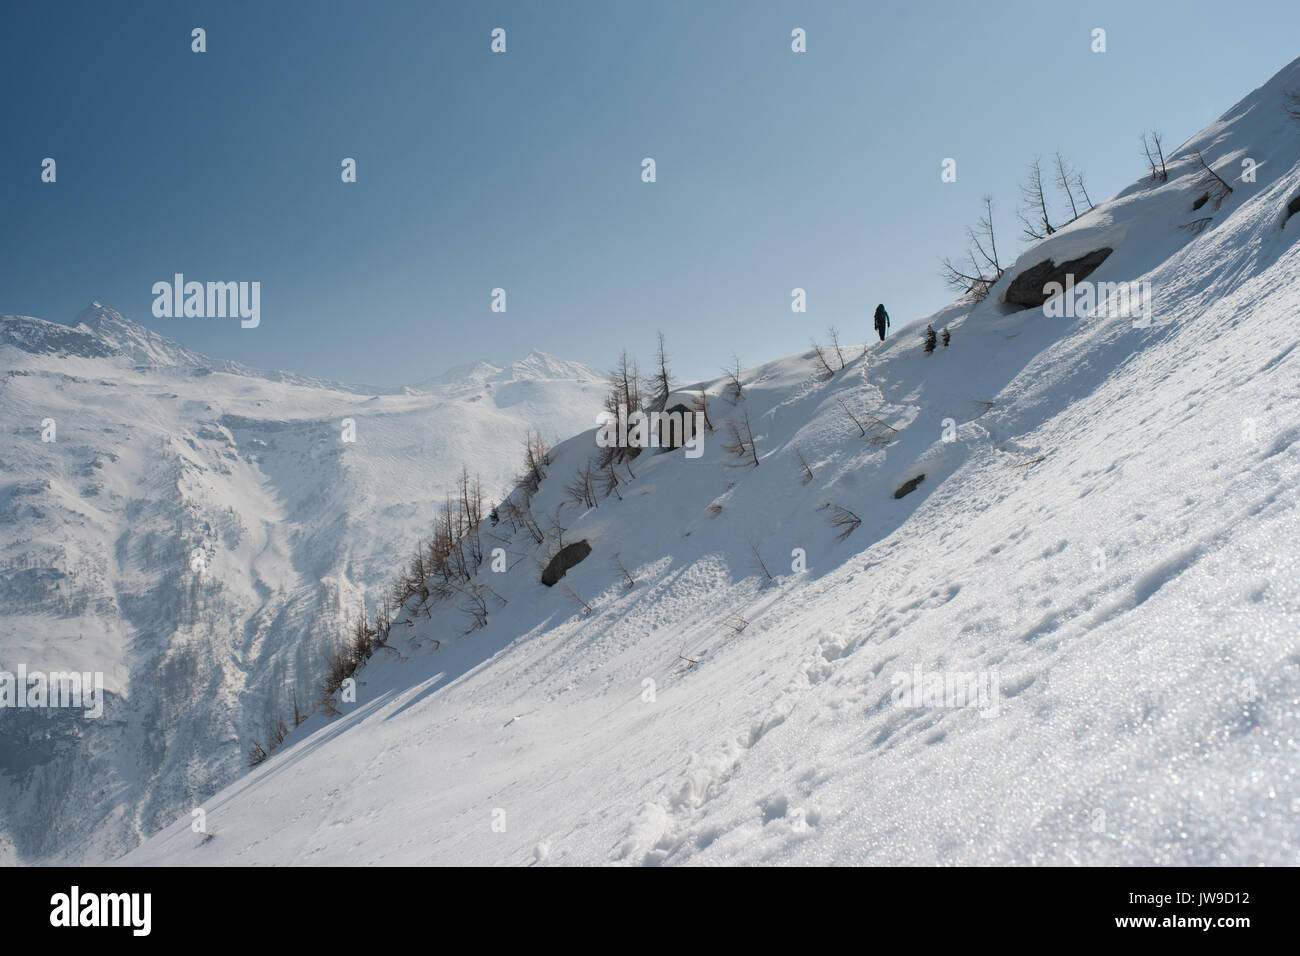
923,325,937,354
941,328,950,348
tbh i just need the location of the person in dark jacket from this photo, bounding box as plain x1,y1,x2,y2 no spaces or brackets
873,304,890,341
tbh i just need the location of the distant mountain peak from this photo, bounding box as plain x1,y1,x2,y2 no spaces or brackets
412,350,600,394
71,302,213,369
506,349,601,382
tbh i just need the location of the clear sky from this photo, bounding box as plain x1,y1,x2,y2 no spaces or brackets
2,0,1296,385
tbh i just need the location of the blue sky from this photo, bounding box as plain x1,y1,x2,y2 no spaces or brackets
2,0,1296,384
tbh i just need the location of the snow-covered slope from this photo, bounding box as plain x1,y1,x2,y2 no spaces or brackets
124,57,1300,867
0,309,602,864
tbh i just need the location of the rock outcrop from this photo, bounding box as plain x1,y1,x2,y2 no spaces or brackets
541,540,592,586
893,474,925,499
1004,248,1113,309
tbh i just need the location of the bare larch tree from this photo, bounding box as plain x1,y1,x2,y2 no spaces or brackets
1017,158,1056,241
1053,152,1080,221
1141,130,1168,183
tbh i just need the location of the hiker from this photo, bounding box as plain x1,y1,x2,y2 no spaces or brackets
873,304,890,341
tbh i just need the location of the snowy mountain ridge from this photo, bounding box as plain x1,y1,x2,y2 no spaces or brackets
124,57,1300,866
2,304,589,398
